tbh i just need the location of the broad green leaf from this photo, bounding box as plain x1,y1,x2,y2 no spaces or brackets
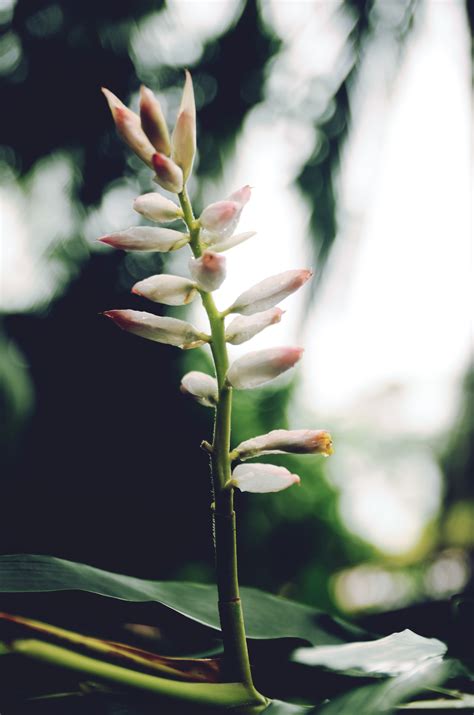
0,612,222,682
398,693,474,709
293,630,447,676
0,554,366,646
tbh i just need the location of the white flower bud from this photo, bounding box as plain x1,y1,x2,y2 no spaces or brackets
133,193,183,223
226,346,304,390
171,70,196,181
180,371,218,408
207,231,257,253
232,429,333,461
152,153,183,193
229,269,312,316
132,275,198,305
189,251,226,292
199,200,241,239
102,88,155,167
98,227,189,252
227,185,252,206
139,85,171,156
103,310,208,349
230,463,300,493
225,308,283,345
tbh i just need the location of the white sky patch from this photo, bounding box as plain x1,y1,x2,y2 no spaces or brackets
302,0,472,435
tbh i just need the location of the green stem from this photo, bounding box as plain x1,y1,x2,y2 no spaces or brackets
10,639,258,709
178,188,264,705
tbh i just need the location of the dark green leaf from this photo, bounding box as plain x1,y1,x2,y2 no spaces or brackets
0,555,366,646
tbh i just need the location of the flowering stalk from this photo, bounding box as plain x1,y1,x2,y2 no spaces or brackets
179,187,259,693
101,72,333,709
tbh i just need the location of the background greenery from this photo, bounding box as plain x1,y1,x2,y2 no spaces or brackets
0,0,472,629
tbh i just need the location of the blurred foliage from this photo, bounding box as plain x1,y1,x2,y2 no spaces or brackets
0,0,472,627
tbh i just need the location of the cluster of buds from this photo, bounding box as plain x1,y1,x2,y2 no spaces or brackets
101,72,333,495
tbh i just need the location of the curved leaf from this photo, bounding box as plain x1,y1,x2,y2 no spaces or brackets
0,555,366,646
293,630,447,676
314,660,453,715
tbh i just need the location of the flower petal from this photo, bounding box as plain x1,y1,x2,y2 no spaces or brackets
98,227,189,252
180,371,218,408
225,308,283,345
139,85,171,156
189,251,226,292
102,88,155,167
103,310,207,349
231,463,300,493
132,275,198,305
152,153,184,193
233,429,333,461
229,269,312,315
226,346,303,389
133,193,183,223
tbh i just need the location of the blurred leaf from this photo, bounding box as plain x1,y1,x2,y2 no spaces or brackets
398,693,474,709
262,700,313,714
0,612,222,682
293,630,447,677
0,555,367,646
314,660,457,715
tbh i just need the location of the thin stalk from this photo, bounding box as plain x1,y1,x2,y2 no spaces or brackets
178,188,264,705
10,639,257,709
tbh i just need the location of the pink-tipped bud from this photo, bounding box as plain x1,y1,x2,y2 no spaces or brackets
230,463,300,494
152,153,183,193
226,346,304,390
206,231,257,253
180,371,218,408
189,251,226,292
139,85,171,156
98,227,189,252
227,185,252,206
225,308,283,345
171,70,196,181
133,193,183,223
102,87,155,167
232,429,333,461
229,269,313,316
199,201,242,239
103,310,207,349
132,275,197,305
